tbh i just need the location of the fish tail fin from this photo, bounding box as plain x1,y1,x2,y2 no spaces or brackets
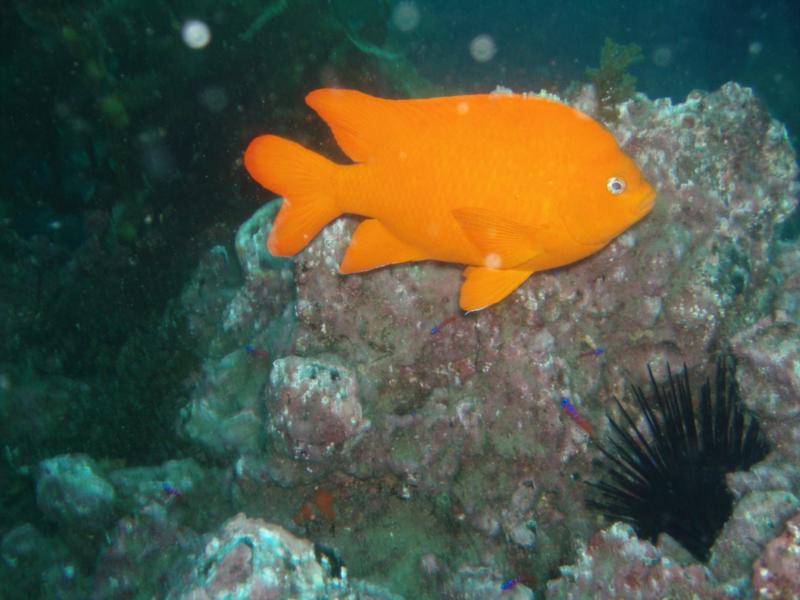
245,135,340,256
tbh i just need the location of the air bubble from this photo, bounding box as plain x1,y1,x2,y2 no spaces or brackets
469,35,497,63
484,253,502,269
748,41,763,56
651,45,673,67
182,19,211,49
392,2,420,32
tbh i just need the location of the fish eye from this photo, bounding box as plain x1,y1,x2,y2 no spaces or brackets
607,176,626,195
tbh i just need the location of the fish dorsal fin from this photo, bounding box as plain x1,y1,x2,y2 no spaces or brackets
460,267,534,312
306,89,475,162
452,207,544,269
340,219,427,273
307,90,592,165
306,89,409,163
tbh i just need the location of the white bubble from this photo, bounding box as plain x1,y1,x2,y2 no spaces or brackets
199,86,228,112
182,19,211,49
142,143,176,180
456,101,469,115
484,253,502,269
469,34,497,63
392,1,420,32
651,45,673,67
748,41,762,56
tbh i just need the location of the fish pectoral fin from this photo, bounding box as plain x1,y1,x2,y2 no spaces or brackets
452,207,544,269
460,266,534,312
340,219,427,274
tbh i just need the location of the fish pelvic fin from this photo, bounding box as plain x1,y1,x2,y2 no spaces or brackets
460,267,534,312
245,135,340,256
340,219,427,273
451,207,544,269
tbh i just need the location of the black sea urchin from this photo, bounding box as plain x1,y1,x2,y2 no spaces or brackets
587,357,771,562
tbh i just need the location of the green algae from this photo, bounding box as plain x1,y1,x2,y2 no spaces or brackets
587,37,644,122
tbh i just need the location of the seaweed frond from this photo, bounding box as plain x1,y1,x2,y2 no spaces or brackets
586,37,644,122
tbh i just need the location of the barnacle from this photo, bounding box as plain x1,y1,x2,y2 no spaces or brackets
587,357,771,562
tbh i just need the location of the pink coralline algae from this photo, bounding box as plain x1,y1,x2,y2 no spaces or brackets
732,313,800,456
166,513,400,599
710,490,799,585
546,522,731,599
268,356,369,462
751,510,800,599
93,503,202,600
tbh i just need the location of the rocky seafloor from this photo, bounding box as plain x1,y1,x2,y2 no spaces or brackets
2,82,799,599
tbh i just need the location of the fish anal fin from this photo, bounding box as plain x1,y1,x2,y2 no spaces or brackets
340,219,427,274
452,207,544,269
460,266,534,312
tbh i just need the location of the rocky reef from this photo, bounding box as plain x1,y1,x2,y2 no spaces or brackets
2,82,798,598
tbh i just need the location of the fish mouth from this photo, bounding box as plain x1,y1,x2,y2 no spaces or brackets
636,187,657,218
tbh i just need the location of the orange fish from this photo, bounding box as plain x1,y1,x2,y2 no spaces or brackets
245,89,656,311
